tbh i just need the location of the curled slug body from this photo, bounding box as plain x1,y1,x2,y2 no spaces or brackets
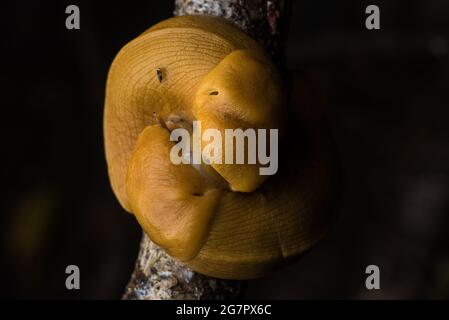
104,15,337,279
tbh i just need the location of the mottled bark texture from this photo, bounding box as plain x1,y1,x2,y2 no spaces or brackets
174,0,291,64
123,0,290,300
123,234,244,299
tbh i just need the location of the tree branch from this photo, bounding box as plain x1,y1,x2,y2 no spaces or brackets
123,233,243,299
122,0,290,300
174,0,291,62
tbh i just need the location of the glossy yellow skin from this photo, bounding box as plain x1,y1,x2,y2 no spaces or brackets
195,49,282,192
104,16,336,279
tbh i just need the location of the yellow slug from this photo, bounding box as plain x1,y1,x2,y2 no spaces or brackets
104,15,337,279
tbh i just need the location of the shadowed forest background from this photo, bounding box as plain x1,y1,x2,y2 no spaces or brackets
1,0,449,299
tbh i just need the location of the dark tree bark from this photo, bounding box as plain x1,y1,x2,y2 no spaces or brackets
174,0,291,63
123,0,290,300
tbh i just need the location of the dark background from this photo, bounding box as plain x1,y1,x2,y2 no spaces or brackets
1,0,449,299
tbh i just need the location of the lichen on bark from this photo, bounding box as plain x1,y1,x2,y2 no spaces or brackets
123,234,243,300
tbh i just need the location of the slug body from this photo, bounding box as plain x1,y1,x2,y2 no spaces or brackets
104,15,337,279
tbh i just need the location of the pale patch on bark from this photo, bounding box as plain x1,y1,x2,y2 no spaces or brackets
123,233,243,299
